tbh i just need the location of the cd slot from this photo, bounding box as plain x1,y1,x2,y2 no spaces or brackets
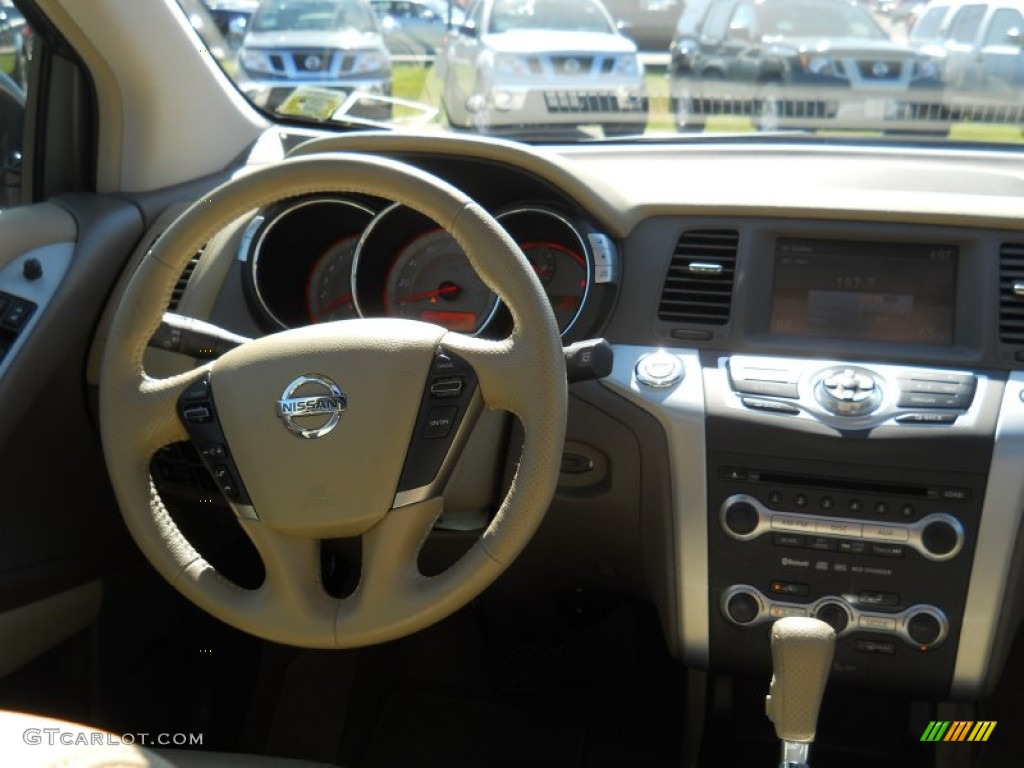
754,471,931,499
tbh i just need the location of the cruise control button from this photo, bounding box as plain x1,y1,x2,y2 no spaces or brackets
423,406,458,439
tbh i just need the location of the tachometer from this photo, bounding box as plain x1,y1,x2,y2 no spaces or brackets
496,208,592,335
384,229,499,334
522,241,587,330
306,235,360,323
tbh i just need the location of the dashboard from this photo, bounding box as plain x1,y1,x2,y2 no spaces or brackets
139,131,1024,705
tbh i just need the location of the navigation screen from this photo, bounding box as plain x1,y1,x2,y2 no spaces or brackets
770,239,957,345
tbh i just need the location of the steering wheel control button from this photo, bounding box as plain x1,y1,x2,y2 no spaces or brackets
183,379,211,401
429,377,464,399
815,365,882,416
183,405,213,424
277,374,347,439
423,406,458,439
199,443,228,461
635,351,683,388
396,348,480,496
176,372,253,509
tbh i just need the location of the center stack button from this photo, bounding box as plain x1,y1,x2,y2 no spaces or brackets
815,366,883,417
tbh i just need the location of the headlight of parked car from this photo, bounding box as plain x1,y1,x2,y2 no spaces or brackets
239,48,273,74
613,54,641,77
800,54,837,77
494,54,531,77
913,58,941,81
355,51,388,73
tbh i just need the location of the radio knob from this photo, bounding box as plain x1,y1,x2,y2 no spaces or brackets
723,500,760,537
920,518,961,559
907,612,944,648
725,591,761,625
814,601,850,634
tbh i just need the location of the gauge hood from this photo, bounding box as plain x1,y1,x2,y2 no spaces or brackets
481,30,636,55
243,29,384,50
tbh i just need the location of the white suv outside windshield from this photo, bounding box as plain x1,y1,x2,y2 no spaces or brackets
181,0,1024,145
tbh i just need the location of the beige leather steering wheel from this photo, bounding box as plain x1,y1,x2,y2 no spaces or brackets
100,153,567,648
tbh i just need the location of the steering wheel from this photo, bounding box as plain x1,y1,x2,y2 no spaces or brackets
99,153,567,648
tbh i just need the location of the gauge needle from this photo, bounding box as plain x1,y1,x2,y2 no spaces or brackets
398,284,461,305
318,293,352,314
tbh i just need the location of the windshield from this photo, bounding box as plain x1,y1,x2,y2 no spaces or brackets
250,0,379,34
756,1,888,39
182,0,1024,145
488,0,617,34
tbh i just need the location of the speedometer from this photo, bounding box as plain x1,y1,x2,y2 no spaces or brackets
384,229,499,334
306,235,360,323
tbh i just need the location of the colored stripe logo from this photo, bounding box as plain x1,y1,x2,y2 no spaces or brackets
920,721,997,742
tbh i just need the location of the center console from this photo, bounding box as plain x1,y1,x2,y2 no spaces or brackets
600,218,1024,700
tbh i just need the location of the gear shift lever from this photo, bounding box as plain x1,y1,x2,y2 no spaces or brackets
765,617,835,768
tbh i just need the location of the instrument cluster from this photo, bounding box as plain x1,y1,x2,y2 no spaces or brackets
243,195,604,338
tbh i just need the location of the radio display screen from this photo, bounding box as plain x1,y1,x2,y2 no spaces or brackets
770,239,957,345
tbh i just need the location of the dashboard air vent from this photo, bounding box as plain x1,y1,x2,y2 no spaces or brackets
1000,242,1024,345
658,229,739,325
168,248,204,311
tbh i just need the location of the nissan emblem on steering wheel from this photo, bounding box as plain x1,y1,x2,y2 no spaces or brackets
277,374,348,439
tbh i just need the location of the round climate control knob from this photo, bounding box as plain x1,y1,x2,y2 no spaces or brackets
919,516,963,560
724,589,765,626
815,366,883,417
814,601,851,634
905,609,947,649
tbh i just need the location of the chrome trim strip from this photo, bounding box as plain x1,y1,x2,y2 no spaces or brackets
720,584,950,649
719,493,965,562
392,391,484,509
230,502,259,521
952,372,1024,697
1013,280,1024,297
601,345,708,665
688,262,724,275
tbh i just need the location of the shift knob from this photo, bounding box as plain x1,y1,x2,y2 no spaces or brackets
765,617,835,743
